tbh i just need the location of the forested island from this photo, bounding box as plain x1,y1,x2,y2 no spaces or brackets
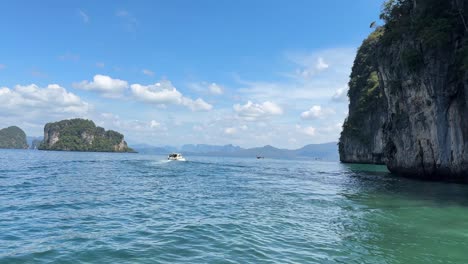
38,119,134,152
0,126,28,149
340,0,468,181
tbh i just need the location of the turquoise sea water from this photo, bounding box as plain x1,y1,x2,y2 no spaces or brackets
1,149,468,263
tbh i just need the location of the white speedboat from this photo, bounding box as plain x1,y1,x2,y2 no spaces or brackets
168,153,186,161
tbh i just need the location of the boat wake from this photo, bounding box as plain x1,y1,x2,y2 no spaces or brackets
152,160,172,165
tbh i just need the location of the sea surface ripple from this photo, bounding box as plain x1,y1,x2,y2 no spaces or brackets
1,150,468,263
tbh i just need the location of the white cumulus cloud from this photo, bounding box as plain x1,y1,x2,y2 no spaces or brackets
301,105,335,120
131,80,212,111
131,81,183,105
289,54,331,79
74,74,129,98
233,101,283,121
181,97,213,111
0,84,90,116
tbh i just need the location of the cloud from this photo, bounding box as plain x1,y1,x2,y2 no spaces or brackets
181,98,213,111
188,82,224,95
286,50,333,79
208,83,223,95
236,48,355,110
74,75,129,98
130,80,212,111
225,124,247,137
303,126,316,136
224,127,237,135
142,69,155,76
318,122,343,134
0,64,5,70
149,120,167,130
233,101,283,121
131,81,184,105
294,57,330,78
78,9,89,23
316,57,329,71
332,87,348,102
301,105,335,120
0,84,90,117
150,120,160,128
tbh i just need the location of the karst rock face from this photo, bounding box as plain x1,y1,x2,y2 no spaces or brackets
340,0,468,181
0,126,28,149
40,118,133,153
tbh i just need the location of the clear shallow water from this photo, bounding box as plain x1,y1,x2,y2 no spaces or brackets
1,150,468,263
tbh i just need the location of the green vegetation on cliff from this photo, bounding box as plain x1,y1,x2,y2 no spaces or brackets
339,28,386,159
39,119,134,152
380,0,468,72
0,126,28,149
380,0,465,47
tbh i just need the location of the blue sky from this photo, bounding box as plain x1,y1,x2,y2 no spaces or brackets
0,0,382,148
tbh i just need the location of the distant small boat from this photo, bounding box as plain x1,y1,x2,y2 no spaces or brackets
168,153,186,161
256,156,264,159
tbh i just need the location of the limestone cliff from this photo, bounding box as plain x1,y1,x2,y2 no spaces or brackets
0,126,28,149
340,0,468,181
339,29,387,165
39,118,134,152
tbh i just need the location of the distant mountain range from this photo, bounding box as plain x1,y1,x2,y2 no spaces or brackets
27,136,43,149
133,142,339,161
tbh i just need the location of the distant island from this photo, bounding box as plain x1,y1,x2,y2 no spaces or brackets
38,118,134,152
134,142,339,161
0,119,337,158
0,126,28,149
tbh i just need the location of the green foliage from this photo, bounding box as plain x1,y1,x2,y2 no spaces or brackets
379,0,465,48
341,29,386,147
380,0,409,23
0,126,28,149
39,118,133,152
